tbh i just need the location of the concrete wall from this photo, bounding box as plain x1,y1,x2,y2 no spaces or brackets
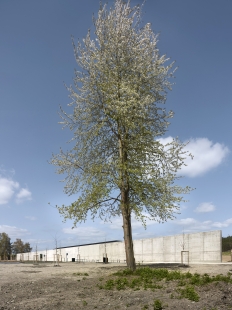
16,230,222,263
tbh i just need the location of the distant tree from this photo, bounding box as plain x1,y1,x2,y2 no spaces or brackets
51,0,192,270
0,232,11,260
11,238,32,254
24,242,32,253
222,236,232,252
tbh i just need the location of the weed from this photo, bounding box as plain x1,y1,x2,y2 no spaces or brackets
177,285,199,302
82,300,88,306
104,279,115,290
73,272,89,276
115,278,129,290
98,265,232,306
142,305,149,309
153,299,163,310
177,280,186,286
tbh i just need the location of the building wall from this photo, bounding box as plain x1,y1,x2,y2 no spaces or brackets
16,230,222,263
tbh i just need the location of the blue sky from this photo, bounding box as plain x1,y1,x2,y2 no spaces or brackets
0,0,231,251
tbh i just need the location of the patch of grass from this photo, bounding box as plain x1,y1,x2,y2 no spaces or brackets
73,272,89,276
177,285,199,302
153,299,163,310
177,279,187,286
222,251,231,256
98,266,232,303
115,278,129,290
104,279,115,290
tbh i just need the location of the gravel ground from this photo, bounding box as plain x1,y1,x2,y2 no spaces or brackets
0,257,232,310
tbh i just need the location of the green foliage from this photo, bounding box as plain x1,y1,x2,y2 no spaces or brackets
13,239,32,254
153,299,163,310
222,236,232,252
73,272,89,276
98,266,232,304
0,232,12,259
104,279,115,290
177,285,199,302
51,0,192,265
177,279,187,286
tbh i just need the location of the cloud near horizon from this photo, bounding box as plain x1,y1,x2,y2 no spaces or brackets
174,217,232,232
195,202,216,213
159,137,229,177
63,226,106,243
0,224,30,238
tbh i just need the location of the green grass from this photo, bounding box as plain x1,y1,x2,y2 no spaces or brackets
97,266,232,303
153,299,163,310
73,272,89,276
222,251,232,256
177,285,199,301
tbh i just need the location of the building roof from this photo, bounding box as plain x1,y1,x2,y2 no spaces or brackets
57,240,121,249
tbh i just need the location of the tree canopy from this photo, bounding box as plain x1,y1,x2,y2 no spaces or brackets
11,238,32,255
0,232,11,259
0,233,32,259
51,0,192,269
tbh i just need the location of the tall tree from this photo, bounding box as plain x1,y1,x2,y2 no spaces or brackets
12,238,32,254
0,232,11,260
51,0,192,270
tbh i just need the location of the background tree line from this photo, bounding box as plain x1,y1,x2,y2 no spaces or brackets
0,232,32,260
222,236,232,252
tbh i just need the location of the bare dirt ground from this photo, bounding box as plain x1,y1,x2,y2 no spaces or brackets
0,256,232,310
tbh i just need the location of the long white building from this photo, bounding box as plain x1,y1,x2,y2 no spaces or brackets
17,230,222,264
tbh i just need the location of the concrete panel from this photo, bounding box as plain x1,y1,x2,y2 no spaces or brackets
134,239,143,262
188,232,204,262
152,237,164,262
16,230,222,264
163,236,176,262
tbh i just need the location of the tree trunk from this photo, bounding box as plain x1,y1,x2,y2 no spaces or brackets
122,208,136,270
119,136,136,270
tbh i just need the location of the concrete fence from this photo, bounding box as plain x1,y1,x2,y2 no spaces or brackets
16,230,222,264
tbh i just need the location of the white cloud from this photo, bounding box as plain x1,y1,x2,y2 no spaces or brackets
174,217,232,232
0,169,32,205
0,177,19,205
159,137,229,177
212,218,232,228
195,202,216,213
16,188,32,203
181,138,229,177
63,226,106,243
0,225,29,238
25,216,36,221
105,213,157,230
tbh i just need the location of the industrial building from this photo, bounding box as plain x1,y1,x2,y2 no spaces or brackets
16,230,222,264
